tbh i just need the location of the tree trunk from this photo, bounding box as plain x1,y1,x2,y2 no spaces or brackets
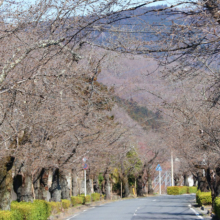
183,173,189,186
72,169,78,196
93,176,100,193
86,178,93,195
15,173,33,202
137,164,147,196
60,171,70,200
198,171,209,192
137,175,146,196
174,174,181,186
206,168,220,210
34,168,50,201
147,168,154,195
193,174,197,187
104,169,111,200
49,168,61,202
0,157,14,210
122,176,130,197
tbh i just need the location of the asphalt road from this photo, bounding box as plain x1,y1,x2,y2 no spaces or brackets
67,195,206,220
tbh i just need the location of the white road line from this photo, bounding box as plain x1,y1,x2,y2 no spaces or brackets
190,207,203,219
66,206,95,220
153,199,157,201
67,214,79,219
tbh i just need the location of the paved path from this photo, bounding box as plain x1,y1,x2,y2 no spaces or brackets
67,195,208,220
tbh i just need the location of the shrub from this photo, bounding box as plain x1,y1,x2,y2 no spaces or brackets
167,186,181,195
47,201,62,214
179,186,188,194
85,195,91,203
167,186,189,195
61,199,71,209
71,196,84,206
214,197,220,217
11,201,43,220
196,190,212,206
34,200,51,220
79,195,84,204
78,195,91,204
0,210,22,220
188,187,197,194
91,193,100,201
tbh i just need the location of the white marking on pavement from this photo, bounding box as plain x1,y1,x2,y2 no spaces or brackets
153,199,157,201
68,214,79,219
190,207,203,219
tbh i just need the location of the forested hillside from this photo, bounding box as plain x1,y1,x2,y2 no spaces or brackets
115,96,163,130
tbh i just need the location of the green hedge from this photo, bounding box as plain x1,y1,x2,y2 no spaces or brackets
91,193,100,201
47,201,62,214
188,187,197,194
71,196,84,206
214,197,220,217
0,210,22,220
79,195,91,204
85,195,91,203
61,199,71,209
167,186,197,195
0,200,62,220
196,190,212,206
167,186,188,195
11,200,50,220
34,200,51,219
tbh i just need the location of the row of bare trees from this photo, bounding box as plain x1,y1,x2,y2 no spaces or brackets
2,0,220,212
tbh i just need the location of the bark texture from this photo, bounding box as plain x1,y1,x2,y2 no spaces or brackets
14,173,33,202
49,169,61,202
93,176,101,193
0,157,14,210
147,168,154,195
198,171,209,192
34,168,50,201
60,171,70,200
183,173,189,186
104,169,111,200
122,176,130,197
137,174,147,196
72,169,78,196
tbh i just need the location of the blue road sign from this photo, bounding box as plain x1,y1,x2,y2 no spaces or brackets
83,163,88,170
156,164,162,171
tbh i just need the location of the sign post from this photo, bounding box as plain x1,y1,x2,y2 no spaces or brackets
156,164,162,195
84,169,86,196
82,158,88,196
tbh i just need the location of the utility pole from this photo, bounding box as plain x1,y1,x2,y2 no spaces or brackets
82,157,88,196
159,170,161,195
121,181,122,198
84,169,87,196
171,151,174,186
